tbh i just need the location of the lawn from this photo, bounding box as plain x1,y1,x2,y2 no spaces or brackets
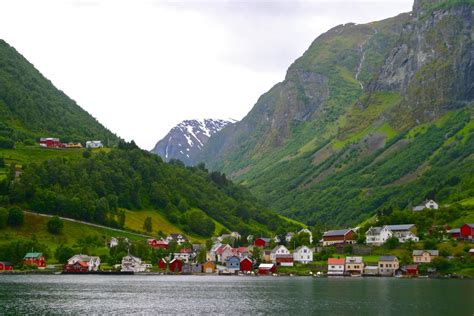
0,213,146,263
123,209,207,243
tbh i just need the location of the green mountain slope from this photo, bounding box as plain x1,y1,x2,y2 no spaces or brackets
1,146,301,238
196,0,474,226
0,40,118,145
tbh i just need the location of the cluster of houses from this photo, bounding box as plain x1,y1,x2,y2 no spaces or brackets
327,250,441,277
39,138,103,149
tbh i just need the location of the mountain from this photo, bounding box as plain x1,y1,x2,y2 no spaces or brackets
196,0,474,226
0,40,118,145
151,119,235,165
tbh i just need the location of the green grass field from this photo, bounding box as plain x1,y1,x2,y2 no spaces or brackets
0,212,146,263
0,145,110,167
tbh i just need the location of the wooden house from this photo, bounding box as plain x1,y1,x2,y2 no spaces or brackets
345,256,364,275
66,255,100,272
322,229,355,246
327,258,345,275
254,238,270,248
258,263,276,275
23,252,46,269
203,261,216,273
413,250,439,263
378,256,399,276
402,265,419,276
158,258,167,270
169,258,183,273
460,224,474,240
225,255,240,272
0,261,13,271
121,255,147,272
240,257,253,272
270,245,290,263
293,245,313,264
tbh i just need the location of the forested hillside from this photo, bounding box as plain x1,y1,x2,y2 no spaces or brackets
195,0,474,226
0,145,300,238
0,40,118,146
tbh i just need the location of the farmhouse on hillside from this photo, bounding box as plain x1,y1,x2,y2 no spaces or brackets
322,229,355,246
293,245,313,264
413,250,439,263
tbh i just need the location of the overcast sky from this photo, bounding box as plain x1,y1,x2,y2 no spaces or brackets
0,0,413,149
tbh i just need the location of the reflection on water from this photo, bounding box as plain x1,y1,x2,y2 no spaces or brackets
0,275,473,315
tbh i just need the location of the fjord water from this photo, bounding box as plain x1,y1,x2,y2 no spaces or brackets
0,275,473,315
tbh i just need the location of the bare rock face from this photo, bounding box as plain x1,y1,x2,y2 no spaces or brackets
150,119,235,165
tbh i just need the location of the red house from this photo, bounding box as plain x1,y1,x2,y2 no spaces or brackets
23,252,46,269
240,257,253,272
254,238,270,248
258,263,276,275
39,138,63,148
147,239,169,250
158,258,167,270
169,258,183,273
460,224,474,240
403,265,419,276
63,261,89,273
0,261,13,271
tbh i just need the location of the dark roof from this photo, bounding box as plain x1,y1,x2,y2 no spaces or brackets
379,256,397,262
385,224,415,231
413,250,439,256
323,229,351,237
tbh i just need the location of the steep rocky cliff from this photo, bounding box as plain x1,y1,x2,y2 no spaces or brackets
196,0,474,226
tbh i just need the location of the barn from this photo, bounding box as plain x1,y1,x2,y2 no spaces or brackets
0,261,13,271
460,224,474,240
203,261,216,273
158,258,167,270
240,257,253,272
258,263,276,275
39,138,63,148
254,238,270,248
169,258,183,273
23,252,46,269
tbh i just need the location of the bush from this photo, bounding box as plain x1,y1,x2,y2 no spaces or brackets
143,217,152,233
0,157,5,168
7,206,24,227
55,244,75,263
185,209,215,237
384,236,400,249
47,216,64,235
0,207,7,229
0,138,14,149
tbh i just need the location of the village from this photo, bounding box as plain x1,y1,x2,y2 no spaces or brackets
1,200,473,278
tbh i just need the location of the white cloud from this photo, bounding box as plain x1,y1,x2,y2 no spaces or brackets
0,0,413,149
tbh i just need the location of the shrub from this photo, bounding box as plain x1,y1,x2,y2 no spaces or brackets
7,206,24,227
47,216,64,235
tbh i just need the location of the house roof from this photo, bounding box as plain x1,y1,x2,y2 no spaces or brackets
258,263,275,269
403,264,419,270
271,245,288,254
448,228,460,233
256,237,271,242
469,249,474,253
24,252,43,259
323,229,351,237
385,224,415,231
364,266,378,270
464,224,474,228
379,256,397,262
412,206,425,211
366,226,383,234
328,258,345,265
294,245,311,252
345,256,363,264
413,250,439,256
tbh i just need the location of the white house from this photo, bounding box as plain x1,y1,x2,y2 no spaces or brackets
270,245,290,263
413,200,439,212
173,249,193,263
327,258,345,275
293,245,313,264
298,228,313,244
86,140,103,149
285,232,295,243
121,255,147,272
67,255,101,271
166,233,188,245
366,224,419,245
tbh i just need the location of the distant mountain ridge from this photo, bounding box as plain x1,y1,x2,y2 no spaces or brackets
151,119,235,164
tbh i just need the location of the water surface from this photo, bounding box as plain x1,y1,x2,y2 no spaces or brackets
0,275,473,315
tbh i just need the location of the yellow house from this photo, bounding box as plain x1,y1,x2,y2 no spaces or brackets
413,250,439,263
202,261,216,273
